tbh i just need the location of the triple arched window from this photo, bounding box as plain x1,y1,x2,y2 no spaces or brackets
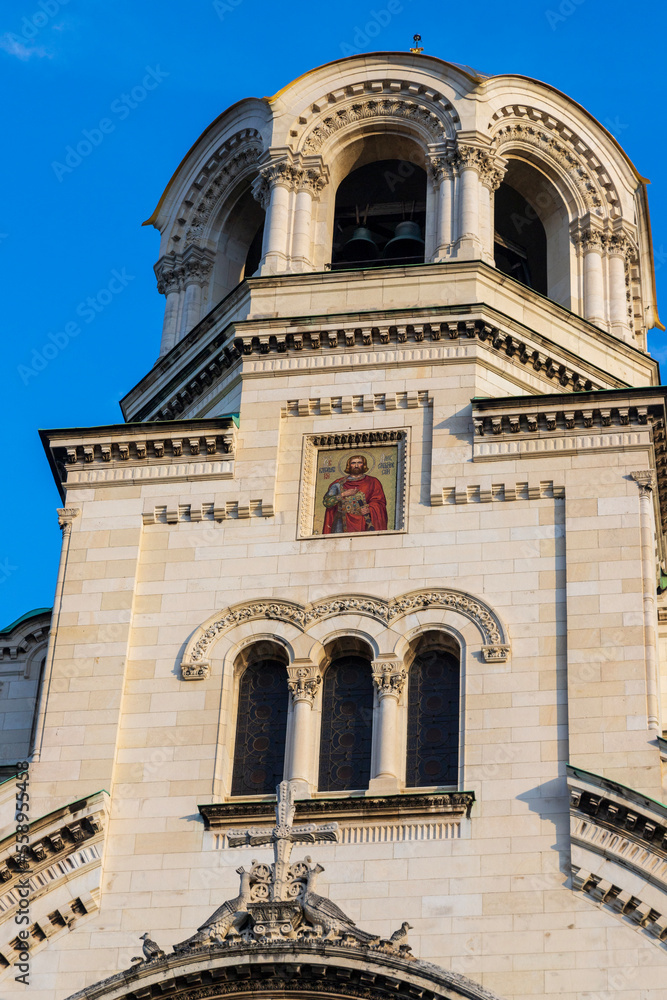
230,631,461,795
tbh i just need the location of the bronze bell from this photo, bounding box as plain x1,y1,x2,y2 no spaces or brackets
383,220,425,263
336,226,380,264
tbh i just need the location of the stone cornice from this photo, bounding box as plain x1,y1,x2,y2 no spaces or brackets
0,609,51,664
199,791,475,830
471,388,667,530
40,418,237,500
63,938,502,1000
0,790,108,973
567,766,667,946
121,262,657,423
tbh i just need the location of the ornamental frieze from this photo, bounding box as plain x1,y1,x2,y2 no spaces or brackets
180,588,509,679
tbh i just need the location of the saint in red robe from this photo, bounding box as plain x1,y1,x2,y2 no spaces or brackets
322,474,388,534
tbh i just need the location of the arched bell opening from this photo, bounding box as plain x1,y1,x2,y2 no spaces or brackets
209,184,266,308
331,159,427,270
493,158,572,308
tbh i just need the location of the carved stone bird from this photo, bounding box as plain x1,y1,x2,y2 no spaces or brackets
389,922,413,947
302,864,379,944
139,932,164,961
174,867,252,949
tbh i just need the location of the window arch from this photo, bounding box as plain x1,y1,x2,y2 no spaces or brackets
231,643,288,796
318,639,374,792
406,632,460,788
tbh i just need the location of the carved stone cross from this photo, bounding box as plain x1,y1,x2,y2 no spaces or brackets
226,780,338,901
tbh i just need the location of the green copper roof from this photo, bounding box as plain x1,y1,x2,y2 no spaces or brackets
0,607,51,635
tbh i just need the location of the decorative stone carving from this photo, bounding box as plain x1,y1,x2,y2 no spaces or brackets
493,121,604,212
371,659,407,697
174,129,263,248
180,588,509,678
171,782,411,954
287,663,322,704
631,469,656,495
302,99,449,154
57,507,80,534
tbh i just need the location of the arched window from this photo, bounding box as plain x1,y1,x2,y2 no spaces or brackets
231,647,288,796
331,160,427,270
318,643,373,791
406,633,460,788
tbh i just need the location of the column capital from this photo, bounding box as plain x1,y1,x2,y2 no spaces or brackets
181,245,215,287
570,224,605,256
372,659,407,698
631,470,656,495
57,507,80,535
155,252,185,295
287,661,322,705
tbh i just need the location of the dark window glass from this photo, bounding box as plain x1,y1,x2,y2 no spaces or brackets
231,658,288,795
318,654,373,791
406,647,459,787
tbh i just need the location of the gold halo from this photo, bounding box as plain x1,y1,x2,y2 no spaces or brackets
337,450,376,475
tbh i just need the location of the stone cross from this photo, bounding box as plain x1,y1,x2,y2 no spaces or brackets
226,780,338,900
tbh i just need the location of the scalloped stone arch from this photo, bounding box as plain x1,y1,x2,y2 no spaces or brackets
489,107,620,220
292,78,460,158
166,128,265,252
179,589,509,679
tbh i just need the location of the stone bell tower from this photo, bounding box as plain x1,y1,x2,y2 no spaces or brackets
3,51,667,1000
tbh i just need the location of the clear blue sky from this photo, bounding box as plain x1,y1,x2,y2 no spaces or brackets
2,0,666,627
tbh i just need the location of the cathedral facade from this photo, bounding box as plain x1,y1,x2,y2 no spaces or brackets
2,51,667,1000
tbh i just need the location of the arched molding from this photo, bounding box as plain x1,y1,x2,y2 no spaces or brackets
180,589,509,680
293,79,461,158
164,128,265,253
61,941,507,1000
489,108,620,220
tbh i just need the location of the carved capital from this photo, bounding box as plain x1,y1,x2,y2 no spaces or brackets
182,246,215,286
287,662,322,704
427,147,456,183
372,659,407,698
571,227,605,255
607,232,638,263
181,658,210,681
155,252,184,295
57,507,80,535
631,470,656,496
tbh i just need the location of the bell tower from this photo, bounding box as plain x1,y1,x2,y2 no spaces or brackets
4,52,667,1000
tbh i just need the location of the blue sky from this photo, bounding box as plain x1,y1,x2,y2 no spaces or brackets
1,0,666,626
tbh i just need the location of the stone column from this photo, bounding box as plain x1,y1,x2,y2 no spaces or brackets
631,471,660,731
178,247,215,343
428,152,455,261
479,156,506,266
608,233,635,342
253,161,295,274
285,661,322,790
369,659,407,793
31,507,80,760
452,144,498,261
291,164,328,271
575,229,606,327
155,253,184,358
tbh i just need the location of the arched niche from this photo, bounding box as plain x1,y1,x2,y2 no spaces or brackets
494,157,573,308
207,180,266,309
